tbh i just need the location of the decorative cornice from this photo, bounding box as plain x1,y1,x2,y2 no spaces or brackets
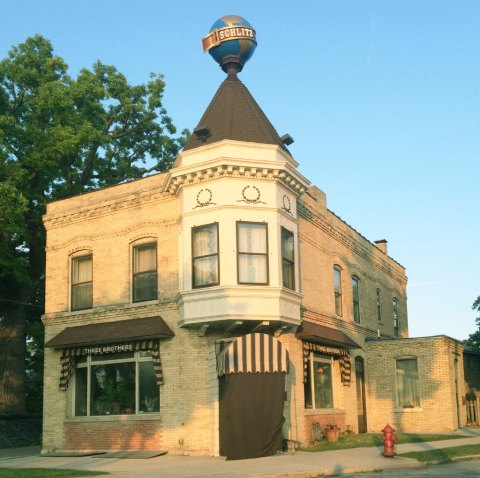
44,190,173,228
302,308,396,341
298,202,407,285
166,164,308,197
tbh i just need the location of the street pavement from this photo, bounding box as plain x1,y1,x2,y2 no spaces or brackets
0,429,479,478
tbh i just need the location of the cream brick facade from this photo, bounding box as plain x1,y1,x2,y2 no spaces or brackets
42,81,470,457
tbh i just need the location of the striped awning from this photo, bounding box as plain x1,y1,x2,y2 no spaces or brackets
217,333,289,376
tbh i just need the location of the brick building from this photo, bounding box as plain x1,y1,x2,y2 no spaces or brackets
42,30,471,458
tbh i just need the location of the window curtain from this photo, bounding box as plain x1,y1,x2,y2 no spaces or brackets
396,358,419,407
134,245,156,273
238,224,267,283
58,340,164,391
193,225,218,286
193,226,217,257
72,256,92,283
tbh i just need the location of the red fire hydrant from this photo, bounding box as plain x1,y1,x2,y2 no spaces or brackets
382,424,398,457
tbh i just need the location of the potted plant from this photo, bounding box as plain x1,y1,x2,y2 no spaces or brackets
325,424,340,442
144,395,158,412
104,379,125,414
92,399,108,415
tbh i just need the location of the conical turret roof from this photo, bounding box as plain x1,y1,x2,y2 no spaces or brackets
183,75,289,154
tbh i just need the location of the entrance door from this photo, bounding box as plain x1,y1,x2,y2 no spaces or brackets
355,357,367,433
219,372,285,460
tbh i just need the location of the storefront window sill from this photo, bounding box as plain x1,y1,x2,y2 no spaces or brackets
304,408,345,416
66,413,161,422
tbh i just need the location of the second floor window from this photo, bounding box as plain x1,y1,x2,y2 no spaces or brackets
71,254,93,311
133,242,157,302
281,227,295,290
376,289,382,322
237,222,268,285
352,276,360,323
192,223,219,288
392,298,399,336
334,266,342,316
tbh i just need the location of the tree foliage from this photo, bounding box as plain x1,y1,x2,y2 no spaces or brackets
0,35,187,413
464,296,480,352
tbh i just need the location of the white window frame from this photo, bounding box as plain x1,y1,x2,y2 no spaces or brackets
73,351,159,417
306,353,336,409
395,356,420,409
131,239,158,303
70,252,93,311
334,265,343,316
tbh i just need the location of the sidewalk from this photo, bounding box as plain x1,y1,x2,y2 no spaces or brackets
0,432,479,478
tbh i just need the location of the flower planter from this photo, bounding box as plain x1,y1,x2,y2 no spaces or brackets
325,427,340,442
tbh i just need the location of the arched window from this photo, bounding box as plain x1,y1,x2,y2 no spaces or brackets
376,289,382,322
132,241,157,302
352,276,360,323
392,298,399,337
71,253,93,311
333,266,342,316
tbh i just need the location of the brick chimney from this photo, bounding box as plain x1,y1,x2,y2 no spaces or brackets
374,239,388,255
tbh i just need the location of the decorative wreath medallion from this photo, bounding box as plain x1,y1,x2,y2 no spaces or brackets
194,188,216,208
238,185,266,204
282,194,292,214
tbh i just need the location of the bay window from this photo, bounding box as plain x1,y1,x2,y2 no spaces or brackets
281,227,295,290
192,223,219,288
237,222,268,284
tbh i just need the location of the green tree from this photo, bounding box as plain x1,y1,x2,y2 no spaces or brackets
0,35,187,414
464,296,480,352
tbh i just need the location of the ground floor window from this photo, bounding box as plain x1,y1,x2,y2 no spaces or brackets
74,351,160,416
396,357,420,408
304,353,334,409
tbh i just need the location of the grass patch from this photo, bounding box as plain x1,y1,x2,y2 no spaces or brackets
399,444,480,463
302,433,463,452
0,470,108,478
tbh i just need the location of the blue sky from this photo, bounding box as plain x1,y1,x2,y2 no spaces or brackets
2,1,479,341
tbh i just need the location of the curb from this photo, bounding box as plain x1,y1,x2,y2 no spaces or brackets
257,459,426,478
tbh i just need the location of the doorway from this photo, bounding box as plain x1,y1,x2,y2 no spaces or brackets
355,356,367,433
216,333,289,460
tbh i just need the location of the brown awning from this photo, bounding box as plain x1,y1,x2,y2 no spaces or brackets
296,321,361,349
45,316,174,349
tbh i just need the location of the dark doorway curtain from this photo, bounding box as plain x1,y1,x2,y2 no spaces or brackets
219,372,285,460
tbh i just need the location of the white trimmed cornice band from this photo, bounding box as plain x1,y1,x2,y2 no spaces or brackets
166,164,308,196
